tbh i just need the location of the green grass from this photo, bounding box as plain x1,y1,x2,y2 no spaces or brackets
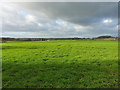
2,40,118,88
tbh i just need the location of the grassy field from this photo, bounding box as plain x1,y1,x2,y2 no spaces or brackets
1,40,118,88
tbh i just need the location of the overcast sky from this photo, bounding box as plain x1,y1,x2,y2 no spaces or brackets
1,2,118,38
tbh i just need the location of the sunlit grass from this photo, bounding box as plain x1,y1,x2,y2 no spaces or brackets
2,40,118,88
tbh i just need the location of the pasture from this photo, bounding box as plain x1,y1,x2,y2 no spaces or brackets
1,40,118,88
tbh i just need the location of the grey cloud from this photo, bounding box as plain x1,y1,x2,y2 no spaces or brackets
16,2,118,26
2,2,118,38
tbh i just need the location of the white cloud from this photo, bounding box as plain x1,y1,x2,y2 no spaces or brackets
103,19,112,24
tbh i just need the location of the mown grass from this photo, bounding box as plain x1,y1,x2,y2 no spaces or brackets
1,40,118,88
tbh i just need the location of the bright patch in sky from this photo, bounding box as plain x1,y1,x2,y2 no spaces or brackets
25,15,36,22
38,23,43,27
56,19,67,26
74,25,92,32
103,19,112,24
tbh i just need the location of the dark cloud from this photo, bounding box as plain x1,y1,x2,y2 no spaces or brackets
17,2,118,25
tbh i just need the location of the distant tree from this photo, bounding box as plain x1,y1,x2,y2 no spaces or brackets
97,35,113,39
